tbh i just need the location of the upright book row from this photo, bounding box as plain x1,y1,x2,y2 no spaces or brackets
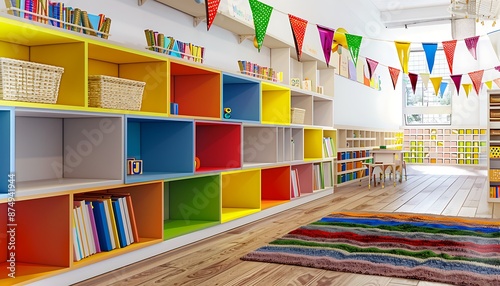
488,91,500,203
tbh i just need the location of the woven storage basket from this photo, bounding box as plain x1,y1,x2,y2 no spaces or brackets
291,107,305,124
490,169,500,182
0,57,64,104
88,75,145,111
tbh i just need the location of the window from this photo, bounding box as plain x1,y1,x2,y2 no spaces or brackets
403,48,452,125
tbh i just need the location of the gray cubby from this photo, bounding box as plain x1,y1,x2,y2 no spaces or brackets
313,95,334,127
243,126,279,167
15,108,123,196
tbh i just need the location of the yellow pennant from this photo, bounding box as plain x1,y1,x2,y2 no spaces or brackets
430,77,442,96
395,41,411,74
485,80,493,89
462,83,472,97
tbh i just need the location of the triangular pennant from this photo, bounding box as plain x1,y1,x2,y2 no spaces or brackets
409,73,418,94
388,66,401,90
450,74,463,95
422,43,438,74
420,73,430,89
486,80,493,89
249,0,273,52
495,78,500,88
468,70,484,95
205,0,221,31
317,25,335,67
439,82,448,98
442,40,457,74
496,66,500,72
462,83,472,98
464,36,480,60
488,30,500,61
345,34,362,67
366,58,379,79
394,41,411,74
430,77,443,96
288,14,308,61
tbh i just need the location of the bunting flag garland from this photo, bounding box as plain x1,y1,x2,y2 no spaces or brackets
408,73,418,94
464,36,479,60
450,74,463,95
462,83,472,97
442,40,457,74
488,31,500,61
317,25,335,67
366,58,379,79
289,14,308,61
486,80,493,89
249,0,273,52
420,73,430,89
495,78,500,88
422,43,438,74
395,41,411,74
205,0,221,31
430,77,443,96
468,70,484,95
345,34,363,67
388,66,401,90
439,82,448,98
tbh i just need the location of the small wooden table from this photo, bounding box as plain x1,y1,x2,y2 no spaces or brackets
364,149,403,189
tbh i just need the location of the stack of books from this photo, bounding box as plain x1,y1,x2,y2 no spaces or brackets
237,60,281,82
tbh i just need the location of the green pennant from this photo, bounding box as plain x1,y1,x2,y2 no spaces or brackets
249,0,273,52
345,34,362,67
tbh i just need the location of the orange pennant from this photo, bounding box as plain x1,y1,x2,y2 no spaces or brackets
442,40,457,74
289,14,308,61
388,66,401,90
494,78,500,88
468,70,484,95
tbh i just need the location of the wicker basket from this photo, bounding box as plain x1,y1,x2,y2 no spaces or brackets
88,75,145,111
0,57,64,104
490,169,500,182
291,107,305,124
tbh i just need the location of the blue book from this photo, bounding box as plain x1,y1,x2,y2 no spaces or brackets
91,200,113,251
112,199,127,248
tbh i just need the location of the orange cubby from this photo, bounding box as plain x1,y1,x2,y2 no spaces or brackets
261,166,291,209
170,61,221,119
0,195,71,285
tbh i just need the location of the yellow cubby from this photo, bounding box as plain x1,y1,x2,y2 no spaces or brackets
221,169,261,223
304,128,323,160
261,82,291,125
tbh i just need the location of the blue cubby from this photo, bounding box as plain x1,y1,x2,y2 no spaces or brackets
0,108,14,195
222,73,260,123
125,116,194,183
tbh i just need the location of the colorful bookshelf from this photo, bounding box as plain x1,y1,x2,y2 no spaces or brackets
291,163,314,196
125,116,194,183
221,169,261,223
488,91,500,203
222,73,260,123
304,128,323,161
402,127,487,165
170,60,221,119
195,121,241,173
0,195,70,285
261,166,291,209
261,82,291,125
87,41,169,115
164,175,221,239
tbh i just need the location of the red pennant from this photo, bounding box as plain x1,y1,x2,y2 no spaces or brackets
450,74,463,95
409,73,418,94
366,58,379,79
205,0,221,31
388,66,401,90
464,36,479,60
495,78,500,88
495,66,500,72
468,70,484,95
442,40,457,74
288,14,308,61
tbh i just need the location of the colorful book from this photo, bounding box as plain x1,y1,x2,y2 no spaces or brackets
86,202,101,253
90,200,113,252
112,199,127,248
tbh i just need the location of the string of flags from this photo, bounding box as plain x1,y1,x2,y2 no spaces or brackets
204,0,500,97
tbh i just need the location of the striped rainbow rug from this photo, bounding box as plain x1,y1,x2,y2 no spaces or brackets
241,212,500,286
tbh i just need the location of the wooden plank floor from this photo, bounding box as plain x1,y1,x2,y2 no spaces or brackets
74,165,499,286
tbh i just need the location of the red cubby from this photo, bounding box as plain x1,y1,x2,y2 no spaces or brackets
261,166,291,209
291,163,314,196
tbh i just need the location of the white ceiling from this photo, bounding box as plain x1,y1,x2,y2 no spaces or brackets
368,0,450,12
